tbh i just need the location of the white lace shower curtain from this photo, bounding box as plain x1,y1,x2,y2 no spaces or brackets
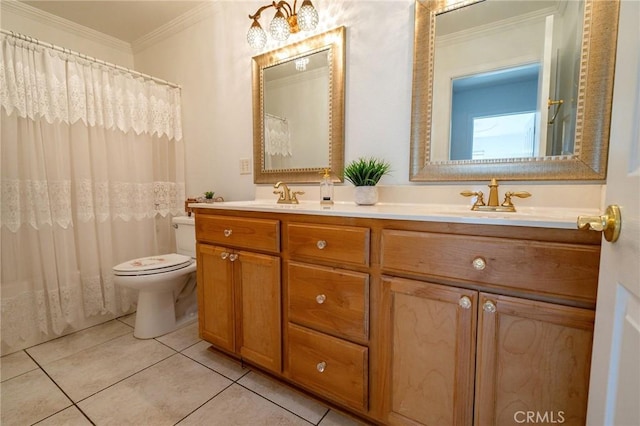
0,34,186,353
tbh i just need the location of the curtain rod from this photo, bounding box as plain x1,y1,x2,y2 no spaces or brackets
1,29,181,89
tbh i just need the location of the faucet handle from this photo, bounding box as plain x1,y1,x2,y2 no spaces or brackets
460,190,485,206
291,191,305,204
502,191,531,207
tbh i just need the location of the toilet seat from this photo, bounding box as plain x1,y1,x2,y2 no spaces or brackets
113,253,193,276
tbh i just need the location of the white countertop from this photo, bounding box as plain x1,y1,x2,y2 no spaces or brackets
190,200,598,230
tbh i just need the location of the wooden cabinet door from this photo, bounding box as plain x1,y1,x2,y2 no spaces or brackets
236,250,282,373
474,293,595,426
197,243,235,353
381,277,477,426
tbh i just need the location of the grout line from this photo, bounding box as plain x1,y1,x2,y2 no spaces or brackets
172,380,236,424
23,351,96,426
236,380,319,425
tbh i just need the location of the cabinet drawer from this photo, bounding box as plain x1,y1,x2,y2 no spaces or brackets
381,230,600,305
196,215,279,253
288,262,369,343
287,223,369,267
287,323,368,411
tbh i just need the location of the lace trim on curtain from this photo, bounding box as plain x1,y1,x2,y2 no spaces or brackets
1,179,186,232
0,273,136,346
0,36,183,141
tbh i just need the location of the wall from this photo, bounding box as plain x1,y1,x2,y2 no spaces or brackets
1,1,133,67
133,0,602,208
2,0,604,206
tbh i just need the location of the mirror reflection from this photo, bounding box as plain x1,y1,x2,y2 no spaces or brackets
410,0,619,181
432,0,584,162
252,26,345,184
263,50,330,170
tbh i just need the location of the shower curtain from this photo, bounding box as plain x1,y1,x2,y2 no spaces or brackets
0,34,185,354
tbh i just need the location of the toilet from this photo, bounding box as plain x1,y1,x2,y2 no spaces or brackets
113,216,198,339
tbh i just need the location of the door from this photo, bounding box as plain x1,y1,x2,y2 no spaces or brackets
237,250,281,372
382,277,477,426
475,293,595,425
196,244,235,352
586,0,640,424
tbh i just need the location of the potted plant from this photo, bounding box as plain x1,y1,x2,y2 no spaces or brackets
203,191,215,203
343,157,391,205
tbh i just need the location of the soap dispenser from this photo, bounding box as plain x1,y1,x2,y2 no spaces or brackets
320,168,334,205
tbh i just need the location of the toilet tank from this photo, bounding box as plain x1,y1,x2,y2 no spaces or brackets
172,216,196,258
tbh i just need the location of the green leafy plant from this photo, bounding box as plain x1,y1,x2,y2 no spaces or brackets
204,191,215,199
343,157,391,186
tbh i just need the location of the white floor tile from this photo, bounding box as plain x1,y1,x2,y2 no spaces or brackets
182,341,248,380
26,320,132,365
43,333,175,402
319,410,371,426
0,369,72,426
1,350,38,382
178,383,311,426
36,406,92,425
156,321,200,351
239,371,328,424
79,354,231,425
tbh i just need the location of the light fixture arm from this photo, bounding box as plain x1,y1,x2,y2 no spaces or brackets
248,3,276,21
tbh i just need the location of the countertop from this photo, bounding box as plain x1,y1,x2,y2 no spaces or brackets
190,200,599,230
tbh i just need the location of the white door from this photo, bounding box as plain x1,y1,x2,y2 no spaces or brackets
587,0,640,424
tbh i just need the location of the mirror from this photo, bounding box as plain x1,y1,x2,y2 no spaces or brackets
252,26,346,184
410,0,620,181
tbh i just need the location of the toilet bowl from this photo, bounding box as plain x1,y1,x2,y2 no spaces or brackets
113,216,198,339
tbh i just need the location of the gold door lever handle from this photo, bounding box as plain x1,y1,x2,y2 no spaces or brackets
577,205,621,243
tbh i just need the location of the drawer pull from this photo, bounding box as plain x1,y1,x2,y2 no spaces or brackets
316,240,327,250
459,296,472,309
315,294,327,304
483,300,497,313
472,257,486,270
223,229,232,237
220,252,229,260
316,361,327,373
229,253,238,262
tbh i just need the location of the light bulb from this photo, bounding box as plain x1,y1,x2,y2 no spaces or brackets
247,22,267,49
270,10,291,41
297,0,319,31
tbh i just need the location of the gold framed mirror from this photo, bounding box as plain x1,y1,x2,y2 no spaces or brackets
252,26,345,184
410,0,620,181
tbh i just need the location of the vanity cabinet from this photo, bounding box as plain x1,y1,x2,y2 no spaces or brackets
193,207,601,425
196,215,281,373
285,222,371,412
379,229,599,426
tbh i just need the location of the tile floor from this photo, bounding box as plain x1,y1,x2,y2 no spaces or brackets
0,315,370,425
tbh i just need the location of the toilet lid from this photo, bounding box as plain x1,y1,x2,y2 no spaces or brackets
113,254,193,276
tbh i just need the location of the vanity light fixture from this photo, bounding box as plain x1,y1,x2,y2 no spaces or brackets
247,0,319,50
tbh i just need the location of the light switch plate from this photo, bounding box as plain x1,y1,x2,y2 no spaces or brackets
239,158,251,175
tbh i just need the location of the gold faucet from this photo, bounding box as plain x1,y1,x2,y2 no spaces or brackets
273,181,304,204
461,178,531,212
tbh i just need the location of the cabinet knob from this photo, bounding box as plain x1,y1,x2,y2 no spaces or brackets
229,253,238,262
223,229,232,237
316,294,327,304
459,296,472,309
316,361,327,373
483,300,497,313
472,257,486,270
220,252,229,260
316,240,327,250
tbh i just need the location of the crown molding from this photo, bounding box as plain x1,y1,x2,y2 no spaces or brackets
131,2,218,54
1,0,132,53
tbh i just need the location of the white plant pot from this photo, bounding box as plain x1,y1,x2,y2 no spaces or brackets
354,186,378,205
